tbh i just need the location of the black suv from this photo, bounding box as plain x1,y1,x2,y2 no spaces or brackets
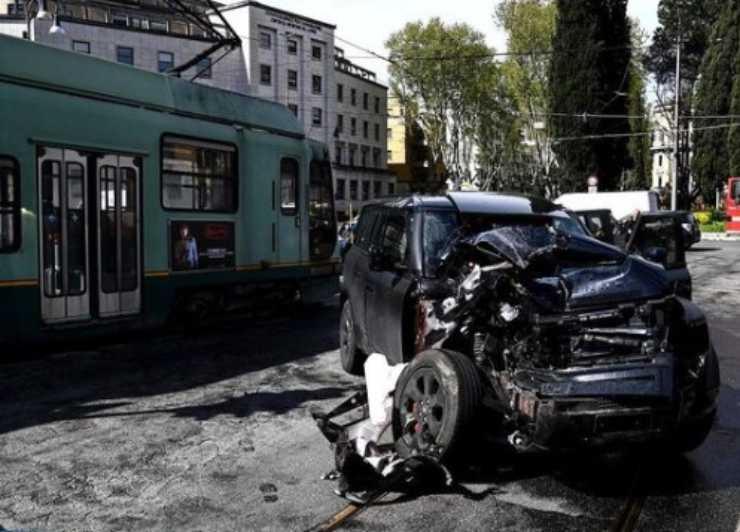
340,192,718,457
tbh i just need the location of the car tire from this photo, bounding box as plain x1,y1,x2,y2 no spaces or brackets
392,349,482,460
339,300,365,376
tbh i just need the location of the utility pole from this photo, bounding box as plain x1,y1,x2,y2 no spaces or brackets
671,8,681,211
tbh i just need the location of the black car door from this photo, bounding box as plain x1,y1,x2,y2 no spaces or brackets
342,206,380,351
365,207,414,364
627,212,692,298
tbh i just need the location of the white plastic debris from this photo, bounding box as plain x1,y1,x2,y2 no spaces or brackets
364,353,407,426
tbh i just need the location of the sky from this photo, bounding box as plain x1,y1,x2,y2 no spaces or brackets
224,0,661,84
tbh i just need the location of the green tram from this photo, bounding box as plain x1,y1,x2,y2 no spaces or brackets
0,35,339,345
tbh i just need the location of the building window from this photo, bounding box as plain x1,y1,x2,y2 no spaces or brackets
388,182,395,195
363,92,369,110
349,180,358,200
288,69,298,89
111,13,128,27
387,128,393,139
312,74,322,95
150,19,167,32
170,21,188,35
130,17,145,29
375,96,380,114
361,149,368,167
373,180,381,198
196,57,212,78
362,181,370,201
158,51,174,73
658,155,663,167
349,146,356,167
335,144,343,165
337,83,344,102
0,157,20,252
336,178,346,200
86,7,106,23
373,149,380,168
312,44,322,60
363,121,369,139
72,40,90,54
161,135,237,212
260,64,272,85
287,38,298,54
374,123,380,141
387,150,393,160
260,31,272,49
337,114,344,133
116,46,134,65
312,107,322,126
351,88,356,106
350,118,357,136
280,158,299,216
288,103,298,116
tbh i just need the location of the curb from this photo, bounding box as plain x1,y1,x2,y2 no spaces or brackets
700,233,740,242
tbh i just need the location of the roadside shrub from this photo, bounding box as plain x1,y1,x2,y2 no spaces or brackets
710,209,727,222
694,211,711,224
700,221,726,233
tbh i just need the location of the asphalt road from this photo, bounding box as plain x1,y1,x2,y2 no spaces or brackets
1,242,739,532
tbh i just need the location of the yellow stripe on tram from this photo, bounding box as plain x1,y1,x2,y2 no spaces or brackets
0,279,39,288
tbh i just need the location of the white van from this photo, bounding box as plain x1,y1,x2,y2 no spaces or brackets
555,190,660,220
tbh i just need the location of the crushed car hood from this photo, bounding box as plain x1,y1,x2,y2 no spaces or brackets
462,226,670,309
558,256,670,308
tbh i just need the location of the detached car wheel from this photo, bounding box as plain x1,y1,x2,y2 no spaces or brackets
392,349,482,460
339,300,365,375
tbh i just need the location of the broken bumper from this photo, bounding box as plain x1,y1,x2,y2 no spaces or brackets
510,353,714,451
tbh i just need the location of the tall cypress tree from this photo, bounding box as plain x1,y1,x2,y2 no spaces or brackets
549,0,632,192
692,2,740,203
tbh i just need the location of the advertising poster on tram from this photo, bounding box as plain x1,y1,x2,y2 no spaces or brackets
170,221,235,271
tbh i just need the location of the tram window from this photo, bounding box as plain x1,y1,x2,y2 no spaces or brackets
280,158,299,216
120,168,138,292
66,162,86,295
0,157,20,252
308,160,337,261
161,136,237,212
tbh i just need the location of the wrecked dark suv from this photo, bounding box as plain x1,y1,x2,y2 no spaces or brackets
339,192,719,457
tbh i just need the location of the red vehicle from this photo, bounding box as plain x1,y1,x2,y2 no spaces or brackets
728,177,740,232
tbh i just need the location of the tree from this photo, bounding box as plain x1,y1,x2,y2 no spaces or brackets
385,19,505,189
494,0,558,197
692,2,740,203
647,0,723,112
625,19,652,190
548,0,632,192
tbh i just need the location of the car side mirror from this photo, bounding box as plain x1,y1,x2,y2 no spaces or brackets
643,246,667,266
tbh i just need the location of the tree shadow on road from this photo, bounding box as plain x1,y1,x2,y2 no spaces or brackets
0,304,344,436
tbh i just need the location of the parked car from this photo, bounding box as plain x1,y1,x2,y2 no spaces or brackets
339,192,718,458
678,211,702,249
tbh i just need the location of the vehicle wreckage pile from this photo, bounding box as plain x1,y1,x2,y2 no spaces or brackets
316,223,718,502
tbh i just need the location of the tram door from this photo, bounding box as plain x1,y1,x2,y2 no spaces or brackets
276,157,302,263
38,147,141,323
96,155,141,318
38,147,90,323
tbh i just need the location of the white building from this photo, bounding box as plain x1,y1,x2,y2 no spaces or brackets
651,104,674,190
0,0,248,92
332,47,394,220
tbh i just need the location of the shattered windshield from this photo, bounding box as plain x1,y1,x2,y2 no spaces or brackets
423,210,460,276
466,224,560,269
